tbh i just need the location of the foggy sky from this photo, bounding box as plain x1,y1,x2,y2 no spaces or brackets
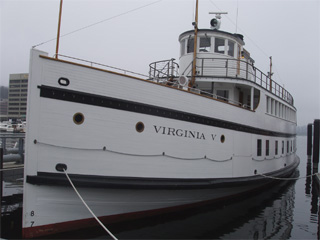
0,0,319,125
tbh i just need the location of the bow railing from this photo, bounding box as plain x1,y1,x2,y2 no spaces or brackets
149,59,179,83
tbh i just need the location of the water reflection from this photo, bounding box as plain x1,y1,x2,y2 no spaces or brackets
105,175,299,239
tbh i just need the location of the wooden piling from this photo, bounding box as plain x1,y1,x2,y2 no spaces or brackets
313,119,320,173
307,123,313,157
0,148,3,238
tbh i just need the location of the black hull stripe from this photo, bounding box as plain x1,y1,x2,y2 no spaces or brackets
38,85,295,138
26,157,299,189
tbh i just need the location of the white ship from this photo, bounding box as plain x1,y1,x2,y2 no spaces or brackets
22,5,299,238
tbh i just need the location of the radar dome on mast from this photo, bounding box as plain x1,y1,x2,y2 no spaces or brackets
209,12,227,30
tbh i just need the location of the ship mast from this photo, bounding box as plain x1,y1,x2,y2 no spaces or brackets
188,0,199,89
55,0,63,59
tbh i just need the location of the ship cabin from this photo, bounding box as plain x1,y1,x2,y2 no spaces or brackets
178,28,259,110
149,27,296,123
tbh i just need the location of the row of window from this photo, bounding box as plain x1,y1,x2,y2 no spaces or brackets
8,112,26,115
180,36,238,57
10,79,28,83
9,103,27,106
9,89,28,92
9,98,27,102
9,93,27,97
257,139,295,157
266,96,296,122
8,107,26,110
9,84,28,88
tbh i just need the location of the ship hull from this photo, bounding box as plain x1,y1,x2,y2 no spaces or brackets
22,158,299,238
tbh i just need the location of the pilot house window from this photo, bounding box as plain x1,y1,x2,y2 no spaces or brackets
187,38,194,53
215,38,225,54
228,40,235,57
199,37,211,52
180,39,186,56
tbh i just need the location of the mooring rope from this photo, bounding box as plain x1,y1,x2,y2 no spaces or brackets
258,172,319,181
63,169,118,240
0,167,24,172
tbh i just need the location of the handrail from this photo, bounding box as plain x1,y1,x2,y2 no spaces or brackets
149,59,179,83
182,57,294,106
56,54,149,79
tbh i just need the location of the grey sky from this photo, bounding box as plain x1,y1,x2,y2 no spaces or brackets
0,0,319,126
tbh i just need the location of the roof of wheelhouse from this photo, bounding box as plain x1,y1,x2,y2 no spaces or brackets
179,29,245,46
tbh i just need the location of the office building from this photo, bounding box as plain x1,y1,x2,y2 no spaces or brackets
8,73,28,121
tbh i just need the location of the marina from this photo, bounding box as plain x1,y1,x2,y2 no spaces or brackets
1,0,319,239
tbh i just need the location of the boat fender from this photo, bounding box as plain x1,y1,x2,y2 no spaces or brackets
56,163,67,172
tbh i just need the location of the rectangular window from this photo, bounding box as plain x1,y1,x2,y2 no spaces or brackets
180,39,186,56
187,38,194,53
216,90,229,102
257,139,262,156
10,80,21,83
275,141,278,155
199,37,211,52
214,37,225,54
9,89,20,92
282,141,284,154
266,140,269,156
227,40,235,56
287,141,289,153
291,140,293,152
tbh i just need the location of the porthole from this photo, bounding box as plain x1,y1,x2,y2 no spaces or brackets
58,77,70,86
220,135,225,143
73,112,85,125
136,121,145,133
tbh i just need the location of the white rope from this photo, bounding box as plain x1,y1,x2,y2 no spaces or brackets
63,169,118,240
35,140,233,162
0,167,24,172
258,172,319,181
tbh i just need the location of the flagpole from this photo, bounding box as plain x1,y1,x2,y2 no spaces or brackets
55,0,63,59
189,0,199,89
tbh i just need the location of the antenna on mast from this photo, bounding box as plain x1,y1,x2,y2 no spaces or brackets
209,12,228,30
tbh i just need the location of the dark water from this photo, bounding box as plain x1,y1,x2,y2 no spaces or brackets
1,136,319,239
